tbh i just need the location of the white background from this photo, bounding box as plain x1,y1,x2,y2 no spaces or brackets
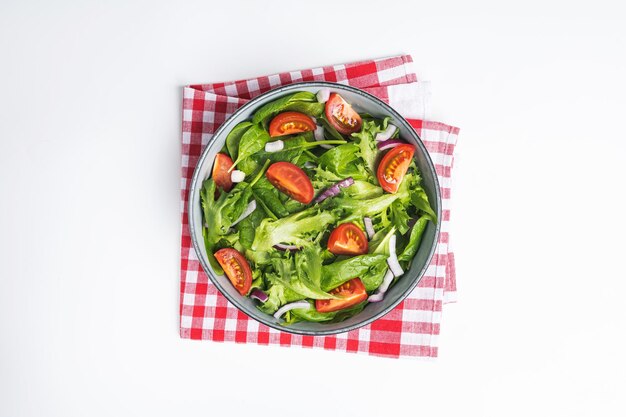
1,0,625,415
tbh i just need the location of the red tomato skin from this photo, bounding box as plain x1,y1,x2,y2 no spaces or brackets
212,153,234,192
269,112,316,137
324,93,363,135
214,248,253,296
266,162,314,204
376,144,415,193
315,278,368,313
327,222,368,256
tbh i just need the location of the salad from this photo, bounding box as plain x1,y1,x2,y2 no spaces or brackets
200,88,436,324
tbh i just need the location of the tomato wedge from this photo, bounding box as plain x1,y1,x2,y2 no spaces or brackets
214,248,252,296
269,112,316,137
376,144,416,193
327,222,368,256
316,278,367,313
212,153,234,192
265,161,314,204
325,93,362,135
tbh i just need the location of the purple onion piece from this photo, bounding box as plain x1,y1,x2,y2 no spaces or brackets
314,177,354,203
337,177,354,188
314,184,340,203
250,288,269,303
273,243,301,251
377,139,406,151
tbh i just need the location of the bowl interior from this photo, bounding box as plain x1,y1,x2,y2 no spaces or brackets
188,82,441,335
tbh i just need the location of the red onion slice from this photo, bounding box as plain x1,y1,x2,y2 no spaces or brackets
316,88,330,103
314,125,332,149
368,269,394,303
313,177,354,203
314,186,340,203
273,243,301,251
375,124,397,141
273,301,311,320
363,217,375,240
377,269,395,294
231,170,246,183
387,234,404,277
377,139,405,151
336,177,354,188
265,140,284,153
250,288,269,303
368,293,384,303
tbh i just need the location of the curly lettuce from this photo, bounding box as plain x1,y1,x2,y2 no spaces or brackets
251,207,337,252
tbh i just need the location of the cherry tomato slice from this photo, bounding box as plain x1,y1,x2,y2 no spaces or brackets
315,278,367,313
265,161,314,204
376,144,415,193
269,112,316,137
214,248,252,296
325,93,363,135
327,222,368,256
212,153,234,192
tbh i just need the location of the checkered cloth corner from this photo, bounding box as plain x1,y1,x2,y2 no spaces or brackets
180,55,459,358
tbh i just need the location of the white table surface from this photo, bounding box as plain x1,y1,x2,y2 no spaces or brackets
1,1,625,415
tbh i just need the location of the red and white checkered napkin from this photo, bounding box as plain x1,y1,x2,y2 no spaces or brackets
180,55,459,358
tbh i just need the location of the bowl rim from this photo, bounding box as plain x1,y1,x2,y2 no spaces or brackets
188,81,441,335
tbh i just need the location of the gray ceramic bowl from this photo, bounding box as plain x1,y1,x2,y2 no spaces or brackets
188,81,441,335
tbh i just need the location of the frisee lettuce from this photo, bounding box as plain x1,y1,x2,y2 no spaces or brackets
251,207,337,252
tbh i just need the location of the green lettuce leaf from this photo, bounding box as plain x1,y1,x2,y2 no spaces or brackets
351,117,388,176
200,179,252,273
390,199,411,235
250,269,263,292
342,180,383,199
252,91,317,125
237,206,265,250
396,167,437,222
270,251,336,300
231,124,270,170
258,282,306,314
253,132,345,165
282,101,325,118
321,254,387,291
410,187,438,223
326,192,401,224
398,216,429,262
252,177,289,219
295,246,337,299
225,121,252,160
252,207,337,252
316,144,370,181
359,260,389,291
368,226,396,256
